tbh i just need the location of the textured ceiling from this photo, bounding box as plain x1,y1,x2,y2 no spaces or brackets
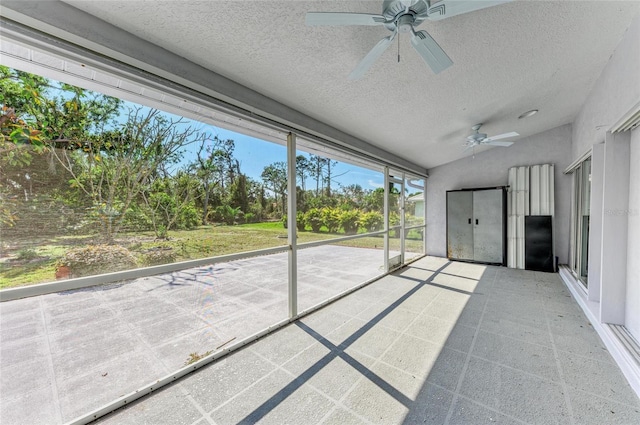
61,0,639,169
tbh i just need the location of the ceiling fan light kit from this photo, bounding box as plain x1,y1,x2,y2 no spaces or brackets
306,0,513,79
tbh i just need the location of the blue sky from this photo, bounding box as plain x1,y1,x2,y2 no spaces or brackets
48,75,419,194
162,111,391,192
162,112,427,195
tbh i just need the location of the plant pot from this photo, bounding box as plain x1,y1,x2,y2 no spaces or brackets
55,265,71,280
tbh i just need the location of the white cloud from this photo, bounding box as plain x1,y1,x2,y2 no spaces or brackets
368,179,384,188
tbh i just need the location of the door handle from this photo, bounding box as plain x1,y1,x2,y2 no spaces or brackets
476,219,479,225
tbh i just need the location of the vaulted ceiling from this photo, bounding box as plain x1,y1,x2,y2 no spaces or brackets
45,1,640,168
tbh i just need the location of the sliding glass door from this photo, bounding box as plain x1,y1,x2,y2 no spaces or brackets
571,158,591,286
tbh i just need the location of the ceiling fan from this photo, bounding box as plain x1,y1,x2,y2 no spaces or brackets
464,123,519,150
305,0,512,79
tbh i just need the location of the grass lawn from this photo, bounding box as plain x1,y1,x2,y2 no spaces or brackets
0,222,424,289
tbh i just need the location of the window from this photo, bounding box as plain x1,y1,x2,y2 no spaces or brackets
570,157,591,286
1,62,426,424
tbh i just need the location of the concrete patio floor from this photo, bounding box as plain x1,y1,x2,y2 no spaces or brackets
84,256,640,425
1,245,394,425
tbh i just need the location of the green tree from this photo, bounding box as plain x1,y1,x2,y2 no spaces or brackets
228,173,249,213
51,107,207,243
141,171,200,238
323,157,339,197
363,187,385,213
0,66,121,232
296,155,311,191
261,161,287,216
192,139,219,224
211,138,238,191
309,154,327,197
340,184,366,209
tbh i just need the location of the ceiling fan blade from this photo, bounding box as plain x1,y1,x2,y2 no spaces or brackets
483,140,514,147
349,34,395,80
410,30,453,74
306,12,386,26
427,0,513,21
487,131,519,141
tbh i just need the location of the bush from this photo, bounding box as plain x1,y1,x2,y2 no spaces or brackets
244,212,256,223
16,248,39,261
405,212,423,227
282,214,288,229
389,212,401,238
59,244,137,277
304,208,323,232
176,204,200,230
321,207,340,233
140,246,177,266
121,206,153,232
339,209,361,234
296,211,306,231
389,212,401,226
360,211,383,232
215,205,242,225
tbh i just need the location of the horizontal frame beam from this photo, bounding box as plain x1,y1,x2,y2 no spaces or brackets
0,245,288,302
296,230,386,250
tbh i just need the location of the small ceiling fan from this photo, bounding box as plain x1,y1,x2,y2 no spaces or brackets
464,123,519,150
305,0,512,79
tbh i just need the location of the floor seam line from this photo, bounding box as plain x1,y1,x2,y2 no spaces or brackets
176,382,217,424
38,297,64,424
454,393,529,424
251,342,375,424
544,296,577,425
474,326,555,349
101,295,174,374
443,268,497,425
466,353,564,384
567,385,640,409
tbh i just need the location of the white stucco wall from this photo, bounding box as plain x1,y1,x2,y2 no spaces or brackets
626,128,640,340
572,13,640,159
569,10,640,337
426,124,573,263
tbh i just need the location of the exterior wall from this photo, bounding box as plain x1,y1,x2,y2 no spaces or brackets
571,10,640,339
414,200,424,219
572,13,640,159
426,124,572,263
626,128,640,340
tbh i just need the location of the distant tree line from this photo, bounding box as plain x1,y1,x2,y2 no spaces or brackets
1,67,411,244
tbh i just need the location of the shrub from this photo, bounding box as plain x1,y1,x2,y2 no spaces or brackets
16,248,39,261
244,212,256,223
176,204,200,230
141,246,177,266
389,212,401,238
405,212,423,227
296,211,306,231
121,206,153,232
361,211,383,232
215,205,242,225
304,208,323,232
389,212,401,226
339,209,361,234
321,207,340,233
282,214,288,229
59,244,137,277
